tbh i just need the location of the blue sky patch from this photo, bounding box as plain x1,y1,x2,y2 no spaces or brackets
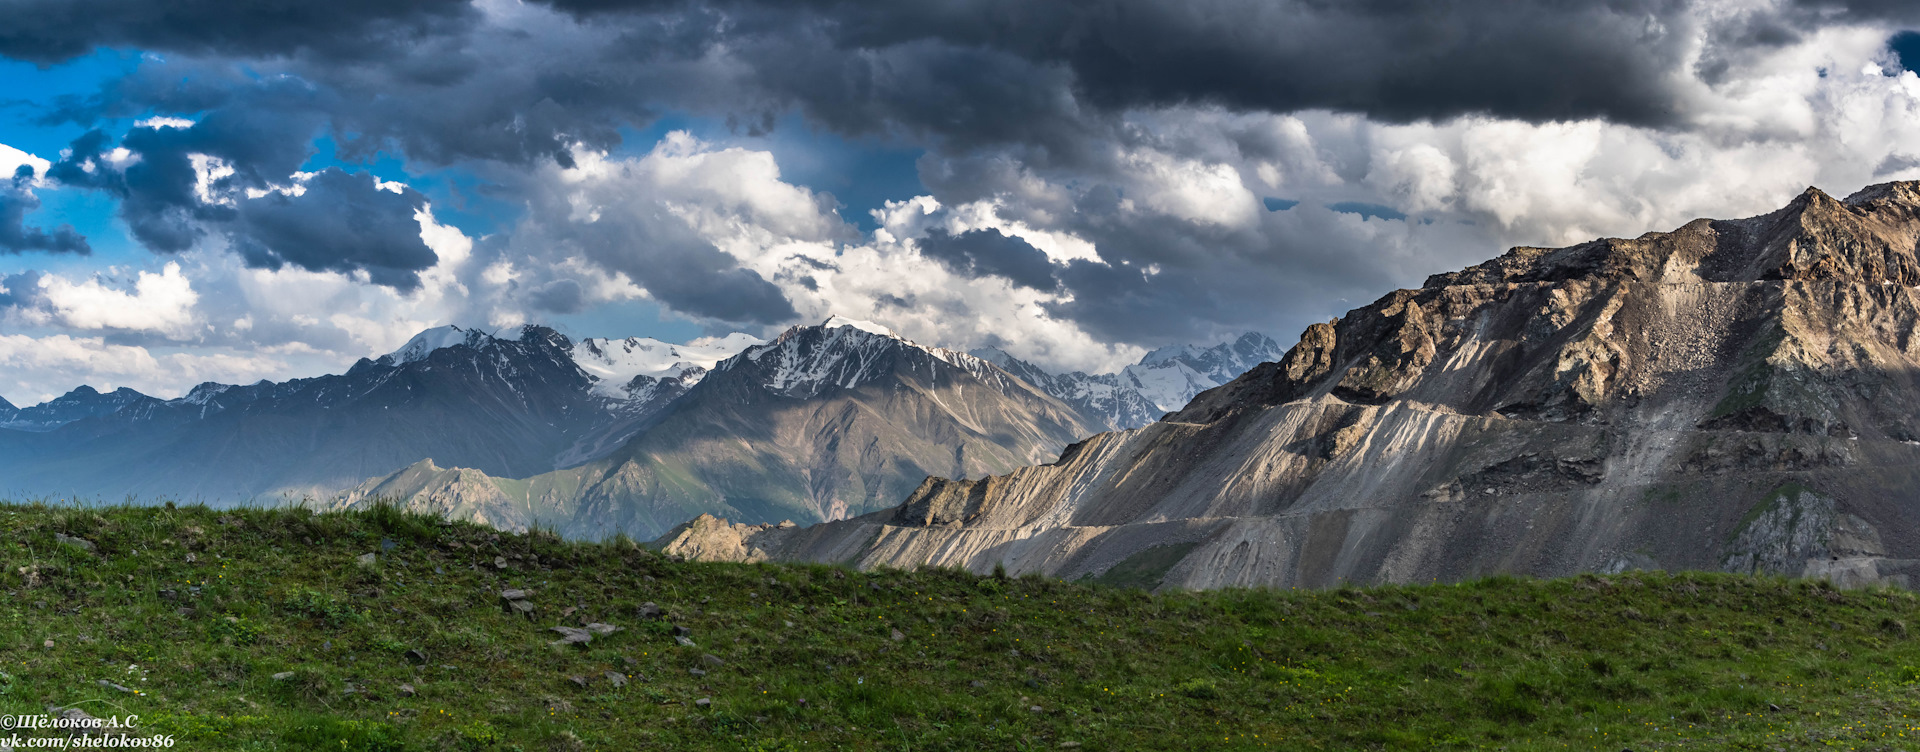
1326,201,1406,221
1892,31,1920,74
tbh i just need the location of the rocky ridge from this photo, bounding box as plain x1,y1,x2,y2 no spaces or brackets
660,181,1920,591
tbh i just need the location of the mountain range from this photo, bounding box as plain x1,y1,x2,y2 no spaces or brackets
331,317,1104,538
0,315,1276,541
660,180,1920,592
0,325,754,503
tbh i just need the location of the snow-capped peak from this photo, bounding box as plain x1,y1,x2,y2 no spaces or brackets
722,316,1005,398
384,325,498,364
1138,343,1202,366
571,332,765,398
821,315,895,337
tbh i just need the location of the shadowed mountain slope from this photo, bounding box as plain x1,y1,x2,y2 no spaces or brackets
0,326,716,502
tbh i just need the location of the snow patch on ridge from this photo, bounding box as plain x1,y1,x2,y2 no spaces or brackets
384,325,497,364
572,332,763,398
821,315,895,337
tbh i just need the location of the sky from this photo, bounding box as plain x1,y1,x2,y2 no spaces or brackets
1,1,1919,406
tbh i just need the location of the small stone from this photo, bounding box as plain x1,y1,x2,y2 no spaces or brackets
694,697,711,708
184,553,196,564
621,656,638,668
1029,705,1043,713
42,639,52,648
689,668,707,677
500,588,533,600
404,649,427,665
891,629,905,642
969,680,986,688
380,538,397,552
568,675,588,688
54,533,95,553
638,602,662,620
1059,744,1081,749
157,589,178,601
561,606,577,617
674,636,697,648
604,671,628,688
272,672,296,681
398,683,416,697
493,556,508,569
509,600,535,616
356,553,377,567
585,622,621,635
96,680,135,693
672,625,691,637
1769,703,1782,712
51,707,99,732
701,654,724,667
550,626,593,646
783,620,794,628
174,607,194,617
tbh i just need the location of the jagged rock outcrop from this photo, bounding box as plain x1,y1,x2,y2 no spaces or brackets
683,181,1920,591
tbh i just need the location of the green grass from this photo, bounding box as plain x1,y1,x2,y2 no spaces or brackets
5,501,1920,750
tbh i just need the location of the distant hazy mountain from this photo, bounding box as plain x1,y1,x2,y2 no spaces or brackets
0,325,763,502
972,332,1284,429
337,317,1102,539
0,386,159,432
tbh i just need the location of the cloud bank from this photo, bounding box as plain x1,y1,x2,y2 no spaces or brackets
0,0,1918,402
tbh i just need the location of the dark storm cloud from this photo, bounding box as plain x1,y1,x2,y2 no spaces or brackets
530,0,1688,128
4,0,1915,345
641,253,798,324
0,167,90,255
231,168,438,290
47,88,325,251
16,0,1898,162
527,278,586,313
47,120,440,289
0,0,476,65
917,228,1058,291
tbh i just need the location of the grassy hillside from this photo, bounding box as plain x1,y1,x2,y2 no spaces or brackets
6,501,1920,750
